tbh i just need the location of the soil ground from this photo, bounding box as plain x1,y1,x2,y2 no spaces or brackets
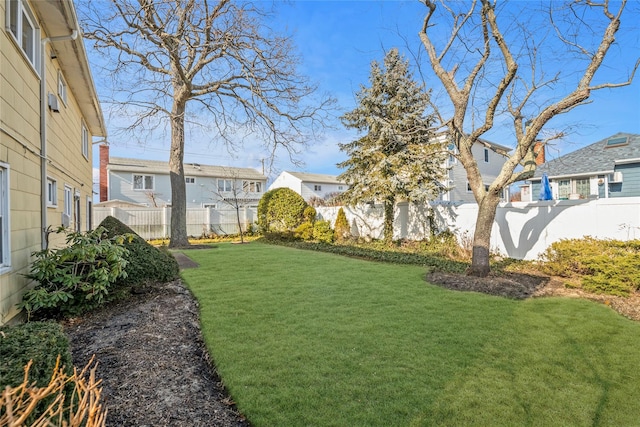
63,255,639,426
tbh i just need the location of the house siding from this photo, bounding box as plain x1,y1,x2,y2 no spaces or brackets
107,169,266,208
610,164,640,198
443,143,509,203
0,0,100,324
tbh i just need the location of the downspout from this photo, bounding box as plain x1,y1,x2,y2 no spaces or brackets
40,30,78,249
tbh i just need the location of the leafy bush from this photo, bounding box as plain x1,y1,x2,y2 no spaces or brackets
99,216,180,286
334,207,351,242
20,227,130,318
541,237,640,296
0,321,71,388
258,188,308,232
303,206,317,223
313,220,334,243
294,222,315,240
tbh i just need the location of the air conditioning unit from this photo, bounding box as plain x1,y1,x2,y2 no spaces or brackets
48,93,60,112
610,171,623,183
61,213,70,227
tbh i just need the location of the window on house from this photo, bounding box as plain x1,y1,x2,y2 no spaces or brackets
58,71,67,105
63,186,72,226
81,123,89,159
558,180,571,199
7,0,40,69
185,177,195,184
484,148,489,163
466,182,472,192
74,191,81,232
242,181,262,193
314,185,322,191
606,136,628,148
217,179,232,192
0,164,10,270
338,186,344,191
575,178,590,198
133,174,154,190
86,197,92,230
203,203,217,209
47,178,57,206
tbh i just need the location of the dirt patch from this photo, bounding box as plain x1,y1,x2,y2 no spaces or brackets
427,271,640,321
63,281,248,427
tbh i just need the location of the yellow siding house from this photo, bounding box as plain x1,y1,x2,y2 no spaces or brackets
0,0,106,324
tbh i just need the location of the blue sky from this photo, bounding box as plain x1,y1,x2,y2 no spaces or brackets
93,1,640,180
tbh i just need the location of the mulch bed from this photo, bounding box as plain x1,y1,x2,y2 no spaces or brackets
63,281,248,427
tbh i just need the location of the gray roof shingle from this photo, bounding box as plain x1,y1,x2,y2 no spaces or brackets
108,157,265,180
533,132,640,179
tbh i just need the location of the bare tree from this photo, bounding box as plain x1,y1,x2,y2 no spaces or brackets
203,170,262,243
419,0,638,276
80,0,335,247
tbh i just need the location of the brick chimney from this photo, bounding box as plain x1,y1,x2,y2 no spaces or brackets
533,140,545,166
99,144,109,202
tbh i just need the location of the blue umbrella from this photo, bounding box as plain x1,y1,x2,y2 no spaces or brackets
539,172,553,200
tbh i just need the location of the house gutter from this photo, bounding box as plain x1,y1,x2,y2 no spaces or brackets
40,30,78,249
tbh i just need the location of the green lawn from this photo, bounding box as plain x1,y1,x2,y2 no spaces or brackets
181,242,640,427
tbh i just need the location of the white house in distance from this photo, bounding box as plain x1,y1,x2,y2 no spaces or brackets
269,171,348,203
438,139,512,203
99,145,267,208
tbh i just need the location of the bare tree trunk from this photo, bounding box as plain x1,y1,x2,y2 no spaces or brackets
169,99,189,248
468,193,500,277
235,206,244,243
383,197,394,245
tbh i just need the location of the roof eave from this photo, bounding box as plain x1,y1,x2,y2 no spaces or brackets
32,0,107,137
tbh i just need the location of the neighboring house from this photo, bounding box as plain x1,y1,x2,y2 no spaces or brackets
99,146,267,209
268,171,348,202
521,133,640,201
438,139,512,203
0,0,106,325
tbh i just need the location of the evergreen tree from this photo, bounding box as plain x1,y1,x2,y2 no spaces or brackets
338,48,447,244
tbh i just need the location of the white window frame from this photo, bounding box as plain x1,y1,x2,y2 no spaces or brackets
484,148,490,163
81,123,89,159
58,71,68,105
47,177,57,207
185,177,195,184
314,184,322,191
0,163,11,272
86,196,92,230
74,190,81,232
217,179,232,192
6,0,40,71
242,180,262,193
133,174,154,191
63,185,72,217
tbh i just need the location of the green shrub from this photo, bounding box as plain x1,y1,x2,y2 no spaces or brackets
334,207,350,242
313,220,334,243
0,321,71,388
258,188,308,232
294,222,315,240
20,227,130,319
99,216,180,286
541,237,640,297
303,206,317,223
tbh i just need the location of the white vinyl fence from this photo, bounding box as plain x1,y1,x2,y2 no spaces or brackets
93,206,257,240
94,198,640,260
316,197,640,261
